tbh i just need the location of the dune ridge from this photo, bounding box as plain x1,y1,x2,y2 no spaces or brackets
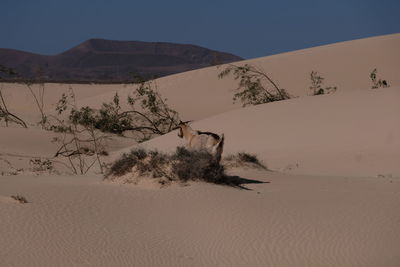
1,34,400,266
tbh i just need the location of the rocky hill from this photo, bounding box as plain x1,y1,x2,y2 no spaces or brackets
0,39,242,82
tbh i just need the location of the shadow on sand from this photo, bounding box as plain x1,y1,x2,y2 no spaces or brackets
217,175,269,190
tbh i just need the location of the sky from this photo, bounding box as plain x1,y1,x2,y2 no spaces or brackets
1,0,399,59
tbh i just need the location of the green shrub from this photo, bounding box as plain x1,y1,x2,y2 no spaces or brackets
218,64,291,107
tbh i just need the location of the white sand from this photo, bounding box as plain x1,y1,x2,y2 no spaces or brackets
1,173,399,267
1,34,400,266
141,87,400,177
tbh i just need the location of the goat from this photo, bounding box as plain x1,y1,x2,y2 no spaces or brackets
177,121,224,163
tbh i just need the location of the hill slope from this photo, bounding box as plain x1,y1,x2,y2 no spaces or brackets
0,39,242,81
1,34,399,267
137,87,400,177
77,33,400,120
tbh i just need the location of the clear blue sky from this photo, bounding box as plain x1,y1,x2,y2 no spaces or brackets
1,0,399,59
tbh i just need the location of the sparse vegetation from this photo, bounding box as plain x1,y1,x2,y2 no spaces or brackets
0,65,27,128
224,152,267,169
22,66,48,129
370,68,390,89
309,71,337,95
106,147,224,183
170,147,225,183
11,195,29,204
29,158,54,172
52,77,180,143
106,147,266,188
90,93,134,135
106,148,153,177
126,78,181,140
52,87,109,174
0,157,21,176
38,74,179,175
218,63,291,106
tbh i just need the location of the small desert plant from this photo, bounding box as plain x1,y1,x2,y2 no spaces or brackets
127,78,181,140
29,158,54,172
370,68,390,89
21,65,49,129
218,63,291,106
1,65,49,129
106,148,149,177
0,65,27,128
56,77,180,142
11,195,29,204
52,87,109,174
106,147,267,188
0,157,21,176
171,147,225,183
92,93,133,134
224,152,267,169
309,71,337,95
106,147,225,185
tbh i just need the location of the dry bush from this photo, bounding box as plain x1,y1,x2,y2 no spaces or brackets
309,71,337,95
106,148,149,177
224,152,267,170
11,195,29,204
170,147,225,183
105,147,225,185
370,68,390,89
52,87,109,174
29,158,54,172
106,148,267,188
0,65,27,128
21,66,48,129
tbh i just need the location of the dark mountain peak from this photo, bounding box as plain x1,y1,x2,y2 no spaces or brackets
62,39,102,54
1,39,243,82
64,38,240,57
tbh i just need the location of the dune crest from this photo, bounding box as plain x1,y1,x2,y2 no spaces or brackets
1,34,400,266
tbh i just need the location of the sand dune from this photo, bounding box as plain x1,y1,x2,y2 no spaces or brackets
1,34,400,266
1,172,399,267
2,33,398,123
133,87,400,177
80,33,400,121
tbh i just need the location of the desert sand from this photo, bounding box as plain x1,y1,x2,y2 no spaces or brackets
1,34,400,266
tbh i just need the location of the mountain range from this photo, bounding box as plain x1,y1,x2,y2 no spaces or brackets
0,39,242,82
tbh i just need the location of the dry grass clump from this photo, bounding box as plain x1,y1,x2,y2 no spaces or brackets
105,147,225,185
11,195,29,204
224,152,267,170
105,148,267,188
170,147,225,183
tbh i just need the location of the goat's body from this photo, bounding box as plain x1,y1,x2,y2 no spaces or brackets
188,132,218,150
178,123,224,162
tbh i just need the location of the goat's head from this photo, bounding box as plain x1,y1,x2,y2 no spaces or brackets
177,120,191,138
